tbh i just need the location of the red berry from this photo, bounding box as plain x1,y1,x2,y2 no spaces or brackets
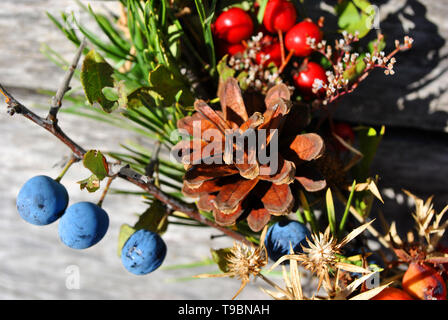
214,8,254,44
371,288,414,300
263,0,297,33
293,62,327,97
333,122,355,151
402,262,447,300
256,42,282,67
217,41,245,57
285,21,322,56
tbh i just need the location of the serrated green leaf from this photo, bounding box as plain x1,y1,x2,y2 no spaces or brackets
78,174,101,193
211,248,233,273
117,224,137,257
83,150,109,180
81,50,116,112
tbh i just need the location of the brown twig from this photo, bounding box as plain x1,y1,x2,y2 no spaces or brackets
0,84,253,246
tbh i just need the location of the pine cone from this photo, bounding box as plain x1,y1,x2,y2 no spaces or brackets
172,78,326,232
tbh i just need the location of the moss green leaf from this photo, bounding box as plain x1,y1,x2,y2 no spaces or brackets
83,150,109,180
81,50,116,112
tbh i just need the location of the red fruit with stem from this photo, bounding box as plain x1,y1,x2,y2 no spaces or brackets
285,20,322,56
371,288,414,300
256,42,282,67
214,8,254,44
263,0,297,33
293,61,327,97
402,262,447,300
333,122,355,151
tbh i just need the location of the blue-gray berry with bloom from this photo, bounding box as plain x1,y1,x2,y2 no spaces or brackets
16,175,69,225
58,202,109,249
264,220,311,261
121,229,167,275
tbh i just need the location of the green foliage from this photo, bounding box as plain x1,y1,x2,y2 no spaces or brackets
83,150,109,180
81,50,116,112
78,174,101,193
336,0,376,38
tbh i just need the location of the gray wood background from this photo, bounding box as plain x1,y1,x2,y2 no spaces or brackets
0,0,447,299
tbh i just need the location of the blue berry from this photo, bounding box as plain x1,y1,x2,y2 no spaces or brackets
16,175,69,226
121,229,167,275
264,220,311,261
58,202,109,249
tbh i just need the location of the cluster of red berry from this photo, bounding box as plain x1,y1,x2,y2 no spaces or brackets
212,0,328,99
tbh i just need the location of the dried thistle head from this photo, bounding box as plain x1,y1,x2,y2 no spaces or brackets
270,221,375,293
262,238,390,300
194,227,269,299
227,241,268,285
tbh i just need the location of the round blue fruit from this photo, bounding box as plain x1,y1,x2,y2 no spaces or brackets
58,202,109,249
264,220,311,261
16,175,69,226
121,229,167,275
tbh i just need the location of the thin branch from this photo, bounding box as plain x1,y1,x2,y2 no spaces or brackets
0,84,253,246
48,38,87,122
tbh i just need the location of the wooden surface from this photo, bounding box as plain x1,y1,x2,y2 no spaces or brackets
0,0,447,299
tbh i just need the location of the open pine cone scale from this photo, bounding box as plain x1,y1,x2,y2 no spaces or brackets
172,77,326,231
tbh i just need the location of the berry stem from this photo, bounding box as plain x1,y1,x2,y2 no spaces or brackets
278,29,286,64
55,156,76,183
277,50,294,75
97,175,116,208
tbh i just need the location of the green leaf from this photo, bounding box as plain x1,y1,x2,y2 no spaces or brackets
81,50,116,112
102,87,119,102
78,174,101,193
368,36,386,54
299,191,318,234
83,150,109,180
343,53,366,81
211,248,233,273
237,71,249,90
117,224,137,257
335,0,375,38
134,200,169,235
338,180,357,236
217,55,236,81
148,65,193,106
352,126,385,181
257,0,269,24
326,188,337,237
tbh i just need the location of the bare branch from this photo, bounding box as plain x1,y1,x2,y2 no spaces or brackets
48,38,87,122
